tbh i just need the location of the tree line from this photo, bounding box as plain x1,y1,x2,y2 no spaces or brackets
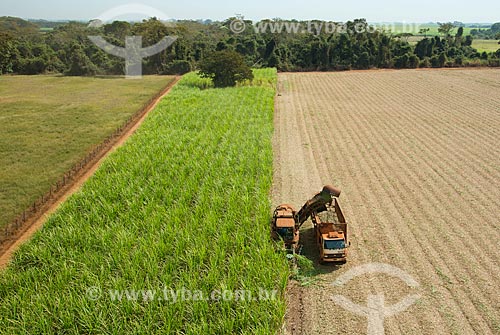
1,16,499,76
470,22,500,40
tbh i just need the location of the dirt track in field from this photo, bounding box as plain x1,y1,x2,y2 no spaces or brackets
0,77,180,269
273,69,500,335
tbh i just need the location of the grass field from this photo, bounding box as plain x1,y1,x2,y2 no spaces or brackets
0,75,175,229
472,39,500,52
0,70,290,334
274,69,500,334
378,23,477,35
374,23,499,53
406,36,499,52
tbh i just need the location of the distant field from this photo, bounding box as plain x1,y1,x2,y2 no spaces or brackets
385,23,499,53
406,36,499,52
375,23,478,35
473,39,500,52
0,75,175,229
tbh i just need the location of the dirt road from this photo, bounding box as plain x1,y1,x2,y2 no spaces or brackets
273,69,500,334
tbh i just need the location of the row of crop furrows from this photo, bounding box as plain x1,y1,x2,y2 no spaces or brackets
284,71,499,334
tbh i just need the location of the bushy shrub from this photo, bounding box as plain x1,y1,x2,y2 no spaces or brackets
17,57,46,74
409,55,419,68
487,59,500,67
419,57,431,68
199,50,254,88
394,53,409,69
430,55,441,67
438,53,448,67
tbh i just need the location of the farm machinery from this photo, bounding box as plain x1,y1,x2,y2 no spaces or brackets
271,185,349,264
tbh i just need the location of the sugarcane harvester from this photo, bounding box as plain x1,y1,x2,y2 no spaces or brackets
272,185,349,263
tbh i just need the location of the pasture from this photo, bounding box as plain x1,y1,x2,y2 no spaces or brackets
0,75,175,229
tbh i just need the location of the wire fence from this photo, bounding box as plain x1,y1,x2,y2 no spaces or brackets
0,79,176,248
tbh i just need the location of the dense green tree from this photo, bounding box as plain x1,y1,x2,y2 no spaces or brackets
438,53,448,67
17,57,46,74
0,32,17,74
430,55,441,67
464,35,473,46
0,16,494,76
455,27,464,46
414,38,433,59
358,51,370,69
438,22,456,36
408,54,419,68
394,53,409,68
132,18,177,74
199,50,253,87
419,57,431,68
65,43,98,76
103,21,131,40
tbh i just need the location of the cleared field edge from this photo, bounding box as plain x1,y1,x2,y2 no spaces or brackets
0,70,290,334
0,77,179,255
0,76,180,268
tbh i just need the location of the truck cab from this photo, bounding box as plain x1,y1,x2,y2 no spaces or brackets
272,204,299,251
313,201,349,264
320,230,347,263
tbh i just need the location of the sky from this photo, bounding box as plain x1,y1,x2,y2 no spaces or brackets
0,0,498,23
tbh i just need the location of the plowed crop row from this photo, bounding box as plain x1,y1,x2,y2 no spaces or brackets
273,69,500,335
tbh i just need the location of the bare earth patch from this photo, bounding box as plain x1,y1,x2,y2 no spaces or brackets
273,69,500,334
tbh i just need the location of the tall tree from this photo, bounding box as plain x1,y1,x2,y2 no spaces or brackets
419,28,430,37
0,32,17,74
455,27,464,46
438,22,456,36
199,50,253,87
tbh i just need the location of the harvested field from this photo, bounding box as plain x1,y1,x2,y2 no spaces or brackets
273,69,500,334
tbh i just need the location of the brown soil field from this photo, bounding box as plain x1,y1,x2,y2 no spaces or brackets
273,69,500,334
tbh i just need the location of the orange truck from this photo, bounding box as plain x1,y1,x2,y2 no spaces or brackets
272,185,350,264
311,196,349,263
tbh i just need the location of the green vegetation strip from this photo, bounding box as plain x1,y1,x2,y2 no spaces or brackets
0,69,290,334
0,75,175,229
